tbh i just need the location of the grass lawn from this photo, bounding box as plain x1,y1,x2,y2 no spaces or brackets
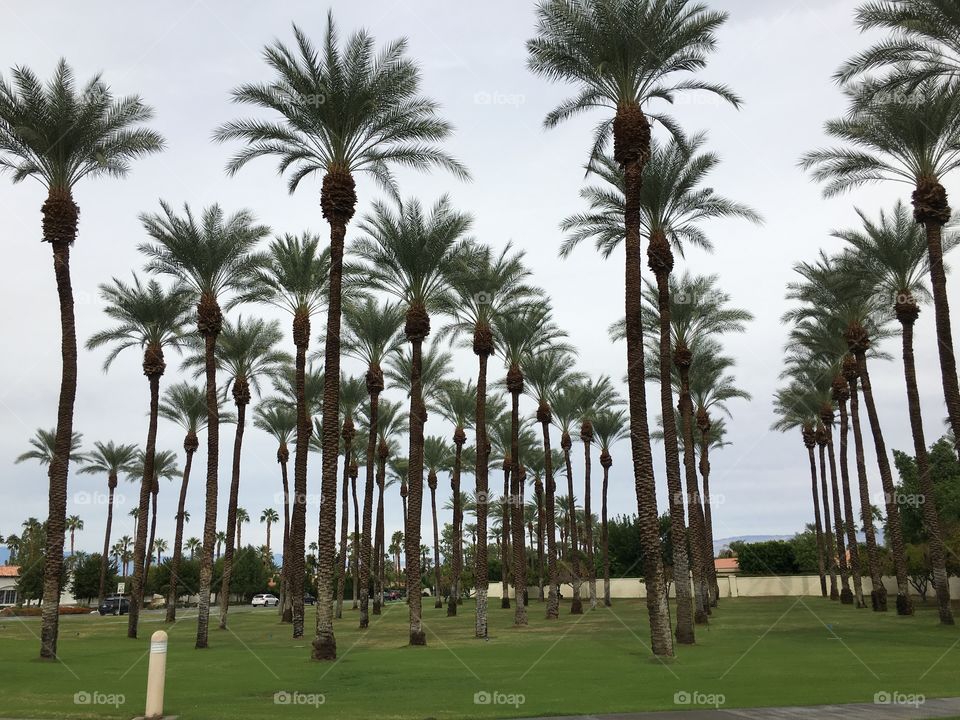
0,596,958,719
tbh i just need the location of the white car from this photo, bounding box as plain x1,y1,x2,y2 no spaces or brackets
251,593,279,607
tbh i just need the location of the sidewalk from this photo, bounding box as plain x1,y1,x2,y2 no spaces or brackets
519,697,960,720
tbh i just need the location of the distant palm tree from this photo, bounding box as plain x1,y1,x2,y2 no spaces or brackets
593,408,629,607
527,0,738,659
185,537,202,562
235,509,250,549
0,59,163,658
335,375,367,620
87,273,192,638
352,197,471,646
152,538,168,566
215,531,227,562
261,509,279,557
65,515,83,556
140,201,269,649
123,450,179,584
16,428,85,467
79,441,139,603
215,12,467,662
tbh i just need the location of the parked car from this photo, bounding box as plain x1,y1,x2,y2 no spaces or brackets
304,594,316,606
251,593,279,607
98,596,129,616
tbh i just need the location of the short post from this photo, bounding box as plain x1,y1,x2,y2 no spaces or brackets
144,630,168,719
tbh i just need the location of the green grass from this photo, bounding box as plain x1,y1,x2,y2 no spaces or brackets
0,597,958,719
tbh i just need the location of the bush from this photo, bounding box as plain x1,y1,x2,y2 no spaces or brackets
732,540,799,575
70,553,116,605
0,605,91,617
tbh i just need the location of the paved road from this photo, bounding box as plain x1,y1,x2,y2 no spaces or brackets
519,697,960,720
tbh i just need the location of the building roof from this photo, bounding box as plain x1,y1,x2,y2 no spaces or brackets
714,558,739,572
0,566,20,578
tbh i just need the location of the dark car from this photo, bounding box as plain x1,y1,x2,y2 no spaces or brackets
98,596,129,616
304,594,316,606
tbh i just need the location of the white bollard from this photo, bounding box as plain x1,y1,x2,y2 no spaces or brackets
143,630,168,719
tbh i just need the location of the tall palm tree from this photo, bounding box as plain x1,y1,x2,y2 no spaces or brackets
78,441,139,604
185,537,202,562
488,415,516,610
185,316,286,630
215,13,467,661
342,297,404,627
87,273,192,638
801,81,960,460
253,399,297,620
522,347,581,619
352,196,470,646
64,515,83,556
0,59,163,658
335,375,367,619
158,382,219,622
436,379,477,616
243,233,329,635
527,0,738,658
441,241,535,637
140,201,269,648
423,436,453,608
123,450,179,583
366,400,405,613
260,508,280,557
837,201,957,623
152,538,168,566
114,535,134,577
592,408,629,607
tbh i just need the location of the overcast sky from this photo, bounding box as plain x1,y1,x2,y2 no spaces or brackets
0,0,951,562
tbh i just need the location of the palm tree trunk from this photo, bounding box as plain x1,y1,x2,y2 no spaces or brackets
823,423,852,604
600,456,611,607
290,311,311,637
279,447,291,622
351,470,360,610
835,390,866,608
405,332,427,646
336,429,353,620
677,359,710,623
501,465,512,609
166,442,195,623
848,372,886,611
311,168,354,661
429,477,443,609
145,489,158,578
562,439,581,613
816,437,839,600
509,380,528,625
854,349,913,615
129,360,162,640
219,391,248,630
580,428,597,611
535,480,545,602
99,478,117,606
806,437,827,597
39,189,79,660
696,413,719,607
650,251,695,642
538,411,560,619
617,102,673,657
913,183,960,459
474,348,491,639
373,448,387,616
898,310,953,623
359,386,380,628
195,301,221,649
448,436,464,617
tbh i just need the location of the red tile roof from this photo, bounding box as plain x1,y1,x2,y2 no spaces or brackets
0,566,19,577
714,558,739,572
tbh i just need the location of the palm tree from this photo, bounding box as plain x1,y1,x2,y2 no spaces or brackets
185,315,286,630
16,428,85,468
367,401,405,613
78,441,138,604
550,383,586,613
527,0,739,657
87,273,192,637
522,347,580,619
123,450,179,583
215,13,467,662
436,379,477,616
114,535,134,577
243,233,329,635
140,201,268,648
801,81,960,460
423,436,453,608
341,297,404,627
335,375,367,619
158,382,222,621
152,538,168,566
253,399,297,620
235,509,250,549
0,59,163,658
496,303,565,625
837,202,956,623
65,515,83,556
352,196,470,646
260,509,280,558
215,531,227,562
443,242,536,637
592,408,629,607
185,537,202,562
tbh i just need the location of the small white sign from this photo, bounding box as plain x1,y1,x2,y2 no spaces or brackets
117,582,125,594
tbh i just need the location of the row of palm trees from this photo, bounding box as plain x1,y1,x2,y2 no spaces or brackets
774,0,960,628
